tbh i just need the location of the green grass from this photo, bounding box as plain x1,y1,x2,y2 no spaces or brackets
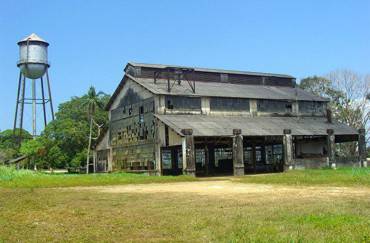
1,183,369,242
0,166,197,188
1,166,370,189
237,167,370,187
1,166,370,242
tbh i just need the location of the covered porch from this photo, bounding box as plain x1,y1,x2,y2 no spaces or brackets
155,115,363,176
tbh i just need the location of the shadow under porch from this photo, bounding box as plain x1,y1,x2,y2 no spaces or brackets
160,135,285,177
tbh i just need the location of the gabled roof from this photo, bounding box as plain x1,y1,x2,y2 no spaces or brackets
105,73,328,110
127,62,295,79
106,63,328,110
155,114,358,137
130,76,328,101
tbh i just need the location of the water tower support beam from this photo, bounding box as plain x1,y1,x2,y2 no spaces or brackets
40,76,47,127
46,70,55,121
32,79,36,138
13,72,22,135
19,75,26,144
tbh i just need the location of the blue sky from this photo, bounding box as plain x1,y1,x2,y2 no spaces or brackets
1,0,369,132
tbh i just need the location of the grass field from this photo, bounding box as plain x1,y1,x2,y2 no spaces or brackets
1,166,370,242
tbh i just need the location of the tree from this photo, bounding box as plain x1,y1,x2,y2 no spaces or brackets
19,138,45,170
300,70,370,156
0,129,32,163
40,87,109,170
1,88,109,170
82,86,106,173
45,145,68,169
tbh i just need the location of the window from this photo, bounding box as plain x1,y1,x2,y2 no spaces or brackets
243,147,253,164
273,144,283,163
210,97,250,111
162,150,172,169
165,96,201,110
265,145,273,164
257,100,293,113
214,148,232,167
195,149,205,166
177,148,183,169
255,146,263,163
299,101,324,114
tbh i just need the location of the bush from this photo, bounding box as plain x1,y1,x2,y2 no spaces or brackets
0,166,35,181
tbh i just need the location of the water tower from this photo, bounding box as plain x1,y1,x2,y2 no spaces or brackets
13,33,55,141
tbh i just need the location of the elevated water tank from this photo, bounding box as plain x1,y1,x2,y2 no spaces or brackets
17,33,49,79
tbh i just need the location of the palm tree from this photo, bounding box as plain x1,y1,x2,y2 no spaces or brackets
82,86,105,174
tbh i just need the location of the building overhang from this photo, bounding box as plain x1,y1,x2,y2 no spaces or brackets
154,114,358,139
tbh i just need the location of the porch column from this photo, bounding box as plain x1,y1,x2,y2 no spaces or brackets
107,147,113,172
327,129,336,168
233,129,245,176
358,128,367,167
283,129,293,171
182,129,196,176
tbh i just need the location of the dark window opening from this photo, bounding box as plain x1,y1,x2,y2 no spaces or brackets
299,101,324,114
165,96,201,110
257,100,293,113
285,103,292,112
167,99,174,109
128,106,132,115
210,97,250,111
243,147,253,164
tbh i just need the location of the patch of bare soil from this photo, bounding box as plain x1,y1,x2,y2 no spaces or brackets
68,181,370,200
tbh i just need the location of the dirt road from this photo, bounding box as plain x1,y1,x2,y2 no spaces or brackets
70,180,370,200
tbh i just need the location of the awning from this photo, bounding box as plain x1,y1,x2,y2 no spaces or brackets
155,114,358,137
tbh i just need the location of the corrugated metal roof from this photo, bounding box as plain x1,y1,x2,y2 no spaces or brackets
155,114,358,137
128,62,295,79
131,76,328,101
18,33,48,44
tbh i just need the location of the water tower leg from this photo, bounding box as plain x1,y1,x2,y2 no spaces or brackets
46,70,55,121
40,76,47,127
19,75,26,144
32,79,37,138
13,72,22,136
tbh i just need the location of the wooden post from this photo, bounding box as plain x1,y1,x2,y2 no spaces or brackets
283,129,293,171
233,129,244,176
358,128,367,167
181,129,196,176
93,150,96,173
327,129,336,168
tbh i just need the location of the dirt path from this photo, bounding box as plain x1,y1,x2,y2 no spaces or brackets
69,180,370,200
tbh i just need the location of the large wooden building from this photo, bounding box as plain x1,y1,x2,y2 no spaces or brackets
94,62,366,176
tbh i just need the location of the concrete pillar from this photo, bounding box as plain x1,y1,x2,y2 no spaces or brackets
327,129,336,168
182,129,196,176
108,147,113,172
233,129,245,176
201,97,210,115
283,129,294,171
358,128,367,167
250,99,258,117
